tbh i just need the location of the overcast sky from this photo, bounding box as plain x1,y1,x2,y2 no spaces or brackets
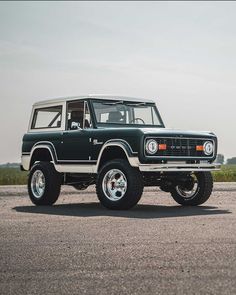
0,1,235,163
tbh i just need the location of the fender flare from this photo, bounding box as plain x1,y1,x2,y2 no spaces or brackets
95,139,139,172
29,142,58,169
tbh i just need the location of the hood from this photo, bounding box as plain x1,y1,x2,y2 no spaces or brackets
139,128,216,138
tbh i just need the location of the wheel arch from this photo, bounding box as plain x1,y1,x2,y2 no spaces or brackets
29,144,56,169
96,140,139,172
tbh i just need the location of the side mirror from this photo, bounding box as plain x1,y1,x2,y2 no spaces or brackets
71,121,81,130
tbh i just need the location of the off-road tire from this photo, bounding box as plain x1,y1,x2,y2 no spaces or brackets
28,162,62,205
170,172,213,206
96,159,144,210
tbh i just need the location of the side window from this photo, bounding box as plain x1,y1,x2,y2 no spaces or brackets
31,106,62,129
67,100,92,130
84,102,92,128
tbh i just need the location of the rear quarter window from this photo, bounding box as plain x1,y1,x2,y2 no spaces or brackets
31,105,62,129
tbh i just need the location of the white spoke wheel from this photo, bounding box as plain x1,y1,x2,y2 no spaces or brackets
96,159,143,210
28,162,61,206
170,172,213,206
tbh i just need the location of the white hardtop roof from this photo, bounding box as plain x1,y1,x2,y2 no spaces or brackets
33,94,155,106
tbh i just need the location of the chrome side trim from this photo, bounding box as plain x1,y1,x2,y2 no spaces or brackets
139,163,221,172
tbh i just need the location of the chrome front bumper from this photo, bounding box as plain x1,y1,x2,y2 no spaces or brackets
138,162,221,172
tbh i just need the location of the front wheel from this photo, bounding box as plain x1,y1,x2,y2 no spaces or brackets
170,172,213,206
96,159,144,210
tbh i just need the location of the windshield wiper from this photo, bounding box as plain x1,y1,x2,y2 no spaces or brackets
126,102,147,106
102,100,124,105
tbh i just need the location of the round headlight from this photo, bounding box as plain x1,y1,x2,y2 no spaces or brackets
203,141,214,156
146,139,158,154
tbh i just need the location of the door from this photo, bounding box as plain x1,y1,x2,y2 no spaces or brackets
57,100,93,163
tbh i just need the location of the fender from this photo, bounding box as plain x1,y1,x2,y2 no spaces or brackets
21,142,57,171
95,139,139,172
33,141,58,162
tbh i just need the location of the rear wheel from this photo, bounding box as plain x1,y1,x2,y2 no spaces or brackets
170,172,213,206
96,159,143,210
28,162,62,205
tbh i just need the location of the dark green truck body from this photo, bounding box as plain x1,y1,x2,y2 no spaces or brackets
22,128,217,165
21,95,219,173
22,95,221,210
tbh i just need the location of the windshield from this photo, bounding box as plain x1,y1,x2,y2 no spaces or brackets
92,100,164,127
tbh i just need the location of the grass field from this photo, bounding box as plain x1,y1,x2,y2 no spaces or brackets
0,168,28,185
212,165,236,182
0,165,236,185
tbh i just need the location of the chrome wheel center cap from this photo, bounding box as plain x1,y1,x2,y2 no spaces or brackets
102,169,127,201
31,170,46,199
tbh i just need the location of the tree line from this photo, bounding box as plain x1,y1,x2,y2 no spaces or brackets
216,154,236,165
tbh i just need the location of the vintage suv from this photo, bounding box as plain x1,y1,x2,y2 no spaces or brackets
21,95,220,210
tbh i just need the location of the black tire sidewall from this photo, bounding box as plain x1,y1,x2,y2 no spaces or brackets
28,162,61,205
171,172,213,206
96,159,143,210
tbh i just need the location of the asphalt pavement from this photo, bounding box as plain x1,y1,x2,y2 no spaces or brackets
0,183,236,295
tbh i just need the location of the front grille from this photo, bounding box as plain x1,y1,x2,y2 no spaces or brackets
145,137,214,158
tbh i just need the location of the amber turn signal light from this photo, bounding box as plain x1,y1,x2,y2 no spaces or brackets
196,145,204,151
159,144,167,150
